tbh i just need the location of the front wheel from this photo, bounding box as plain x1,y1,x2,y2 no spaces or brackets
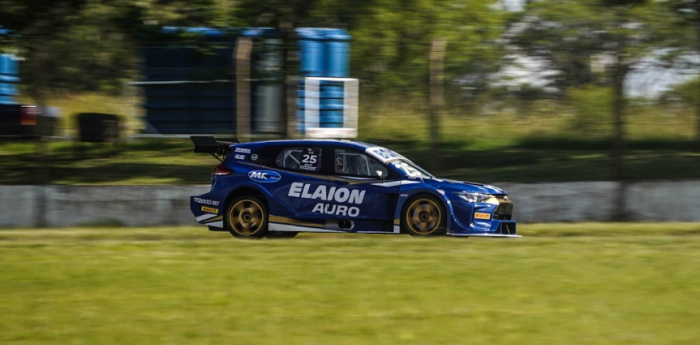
401,195,446,236
226,195,268,239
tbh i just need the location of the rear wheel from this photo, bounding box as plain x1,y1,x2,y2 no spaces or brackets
226,195,268,239
401,195,446,236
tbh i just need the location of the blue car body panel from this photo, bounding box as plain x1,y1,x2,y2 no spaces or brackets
190,139,519,237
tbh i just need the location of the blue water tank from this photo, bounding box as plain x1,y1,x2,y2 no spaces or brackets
241,27,277,38
0,54,19,105
323,29,351,78
319,80,345,127
296,28,326,77
297,79,346,131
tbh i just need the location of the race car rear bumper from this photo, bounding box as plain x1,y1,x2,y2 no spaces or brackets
191,195,225,228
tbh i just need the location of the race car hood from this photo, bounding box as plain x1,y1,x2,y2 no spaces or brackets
421,177,507,195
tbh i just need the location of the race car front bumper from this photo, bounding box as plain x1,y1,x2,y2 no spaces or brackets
449,220,521,238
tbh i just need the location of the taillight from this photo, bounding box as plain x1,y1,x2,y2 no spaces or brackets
20,106,37,126
213,164,234,176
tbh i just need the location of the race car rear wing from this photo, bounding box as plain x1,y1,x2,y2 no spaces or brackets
190,135,239,161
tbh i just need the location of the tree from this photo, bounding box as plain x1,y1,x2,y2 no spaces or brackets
234,0,320,138
669,0,700,151
0,0,226,101
512,0,679,175
511,0,681,219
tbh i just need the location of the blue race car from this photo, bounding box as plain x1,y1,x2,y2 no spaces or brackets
189,136,518,239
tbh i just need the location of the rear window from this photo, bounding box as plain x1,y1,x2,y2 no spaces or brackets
275,147,322,172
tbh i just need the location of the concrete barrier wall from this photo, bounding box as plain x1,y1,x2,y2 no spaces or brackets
0,181,698,228
500,182,619,222
0,185,210,228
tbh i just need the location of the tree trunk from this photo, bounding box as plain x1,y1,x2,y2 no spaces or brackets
428,38,446,173
695,3,700,151
235,37,252,141
29,45,51,228
279,0,317,139
611,51,629,220
280,21,298,139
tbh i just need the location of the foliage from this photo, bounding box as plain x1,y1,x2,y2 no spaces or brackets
341,0,504,94
662,76,700,107
510,0,685,91
0,0,227,98
568,85,613,135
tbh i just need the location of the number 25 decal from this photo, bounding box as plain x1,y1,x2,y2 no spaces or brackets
302,154,317,164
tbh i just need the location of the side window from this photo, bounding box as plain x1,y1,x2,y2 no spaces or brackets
276,147,322,172
334,149,388,177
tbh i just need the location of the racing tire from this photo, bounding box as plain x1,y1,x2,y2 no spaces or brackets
226,195,268,239
265,231,299,239
401,194,446,236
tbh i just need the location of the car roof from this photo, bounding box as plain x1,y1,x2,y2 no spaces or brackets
232,139,377,150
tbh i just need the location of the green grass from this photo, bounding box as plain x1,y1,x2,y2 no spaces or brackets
1,224,700,344
0,139,214,185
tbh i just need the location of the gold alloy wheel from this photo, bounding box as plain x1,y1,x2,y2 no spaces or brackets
405,198,442,235
228,199,265,236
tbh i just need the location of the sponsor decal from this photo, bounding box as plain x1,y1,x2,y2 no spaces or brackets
474,212,491,220
311,203,360,217
366,147,406,163
234,154,246,160
248,170,282,183
391,161,424,177
201,206,218,214
251,154,258,161
235,147,251,154
288,182,366,217
194,197,220,206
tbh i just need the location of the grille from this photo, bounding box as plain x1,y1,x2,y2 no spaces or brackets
499,222,516,235
494,203,513,220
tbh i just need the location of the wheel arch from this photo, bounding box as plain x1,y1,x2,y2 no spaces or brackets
394,189,455,233
224,185,269,211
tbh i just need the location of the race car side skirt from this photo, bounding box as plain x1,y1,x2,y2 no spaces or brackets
269,223,344,233
451,233,522,238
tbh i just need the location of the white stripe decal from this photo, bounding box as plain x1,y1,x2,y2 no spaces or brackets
357,231,400,234
451,233,522,238
393,225,401,233
268,223,343,233
207,221,224,228
371,180,420,188
196,214,217,222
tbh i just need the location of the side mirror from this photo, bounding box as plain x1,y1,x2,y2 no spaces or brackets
376,170,384,180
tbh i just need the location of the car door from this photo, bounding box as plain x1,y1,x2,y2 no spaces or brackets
324,146,400,220
268,145,329,219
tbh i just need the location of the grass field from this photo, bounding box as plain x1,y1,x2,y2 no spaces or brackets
1,224,699,344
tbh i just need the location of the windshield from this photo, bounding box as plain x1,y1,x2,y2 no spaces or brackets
390,159,434,178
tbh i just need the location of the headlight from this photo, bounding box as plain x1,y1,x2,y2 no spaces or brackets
456,192,491,203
